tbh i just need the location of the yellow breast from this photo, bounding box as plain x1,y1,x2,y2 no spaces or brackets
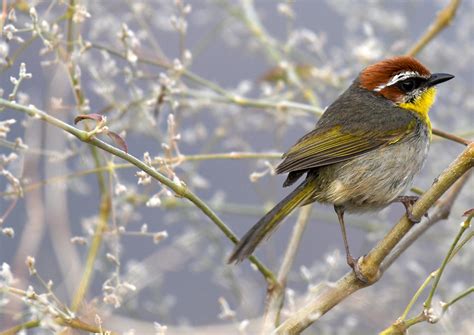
399,87,436,134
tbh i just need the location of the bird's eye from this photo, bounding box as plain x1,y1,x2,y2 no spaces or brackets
398,79,417,92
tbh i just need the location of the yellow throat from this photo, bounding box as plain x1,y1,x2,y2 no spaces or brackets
399,87,436,133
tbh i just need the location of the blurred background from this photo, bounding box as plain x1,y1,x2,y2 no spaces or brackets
0,0,473,334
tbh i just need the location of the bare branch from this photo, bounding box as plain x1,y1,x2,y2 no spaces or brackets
261,205,313,334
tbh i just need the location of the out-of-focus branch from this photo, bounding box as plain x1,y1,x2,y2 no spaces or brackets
0,0,7,36
406,0,461,57
0,98,277,287
0,320,40,335
432,128,471,146
276,143,473,334
0,152,282,198
70,195,111,311
89,43,323,116
423,214,472,309
0,317,115,335
442,286,474,311
65,0,76,55
58,1,113,313
239,0,318,105
0,287,117,335
261,205,313,334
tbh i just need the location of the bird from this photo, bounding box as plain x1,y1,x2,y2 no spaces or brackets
228,56,454,278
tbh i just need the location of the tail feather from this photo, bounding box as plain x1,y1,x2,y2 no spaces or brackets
228,174,318,264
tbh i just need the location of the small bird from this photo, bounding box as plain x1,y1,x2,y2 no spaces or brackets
228,56,453,277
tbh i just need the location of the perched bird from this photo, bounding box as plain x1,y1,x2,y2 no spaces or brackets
228,56,453,277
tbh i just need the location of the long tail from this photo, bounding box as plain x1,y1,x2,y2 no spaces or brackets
228,174,318,264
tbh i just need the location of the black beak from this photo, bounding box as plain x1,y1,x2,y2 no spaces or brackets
427,73,454,87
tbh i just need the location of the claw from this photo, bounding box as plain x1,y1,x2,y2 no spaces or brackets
347,256,369,283
407,210,421,223
395,195,424,224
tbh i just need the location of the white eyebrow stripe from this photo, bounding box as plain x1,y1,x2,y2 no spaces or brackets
374,71,420,92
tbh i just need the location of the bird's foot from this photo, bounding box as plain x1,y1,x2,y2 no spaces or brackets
396,195,428,224
346,255,369,283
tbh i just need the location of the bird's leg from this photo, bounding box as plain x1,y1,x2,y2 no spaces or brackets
334,205,355,267
394,195,425,223
334,205,367,282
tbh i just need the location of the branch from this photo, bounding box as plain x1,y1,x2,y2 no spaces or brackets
89,43,323,116
432,128,471,146
406,0,461,57
261,205,313,334
442,286,474,312
0,98,277,286
240,0,318,105
381,171,471,271
423,214,472,309
1,287,117,335
276,143,473,334
70,194,111,311
0,320,40,335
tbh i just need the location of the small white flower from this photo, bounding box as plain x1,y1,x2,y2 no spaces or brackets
0,263,14,284
106,253,119,265
29,7,38,22
153,231,168,244
154,322,168,335
238,319,249,332
72,5,91,23
217,297,236,320
146,194,162,207
172,58,183,72
103,293,121,308
114,183,127,195
137,171,151,185
70,236,87,245
2,227,15,238
25,256,36,275
122,281,137,292
277,3,295,18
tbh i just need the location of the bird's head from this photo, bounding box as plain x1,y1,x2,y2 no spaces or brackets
359,56,454,119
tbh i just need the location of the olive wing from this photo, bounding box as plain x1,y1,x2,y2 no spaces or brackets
275,125,412,174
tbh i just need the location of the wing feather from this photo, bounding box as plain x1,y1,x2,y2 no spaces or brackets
275,126,410,174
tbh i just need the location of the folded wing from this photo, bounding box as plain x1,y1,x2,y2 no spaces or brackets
275,125,413,174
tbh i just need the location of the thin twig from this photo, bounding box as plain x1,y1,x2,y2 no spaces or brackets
0,0,7,33
423,215,471,309
65,0,75,55
89,43,323,115
0,320,40,335
71,195,111,311
432,128,471,146
261,205,313,334
442,286,474,312
0,287,117,334
61,2,113,312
